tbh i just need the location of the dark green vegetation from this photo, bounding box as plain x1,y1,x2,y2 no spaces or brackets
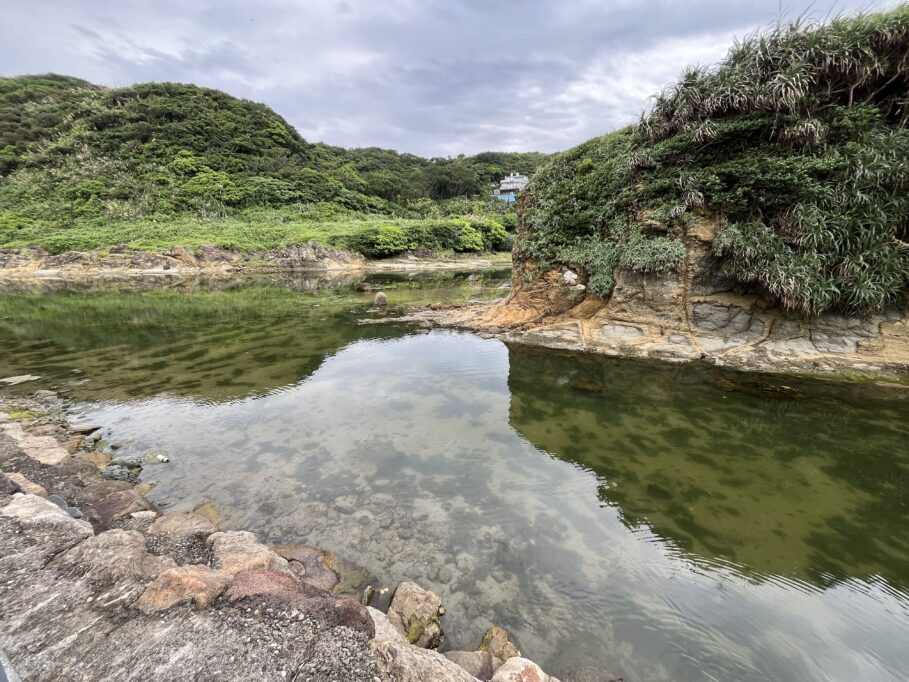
0,75,547,255
519,7,909,313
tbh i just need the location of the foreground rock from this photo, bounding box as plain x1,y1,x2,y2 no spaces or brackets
134,565,230,610
387,580,445,648
492,657,562,682
226,569,375,636
370,607,476,682
53,529,175,582
444,650,502,680
208,530,290,577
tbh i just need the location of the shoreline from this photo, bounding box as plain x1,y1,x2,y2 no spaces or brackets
394,300,909,383
0,244,512,282
0,390,583,682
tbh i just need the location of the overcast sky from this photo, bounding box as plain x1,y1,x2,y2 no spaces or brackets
1,1,899,156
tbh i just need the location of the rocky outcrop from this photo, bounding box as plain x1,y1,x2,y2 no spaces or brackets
434,217,909,377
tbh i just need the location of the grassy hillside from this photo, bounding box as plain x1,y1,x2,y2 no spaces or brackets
518,7,908,314
0,75,548,256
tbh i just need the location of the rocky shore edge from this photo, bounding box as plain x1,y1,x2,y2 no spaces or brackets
397,292,909,381
0,391,593,682
0,244,511,281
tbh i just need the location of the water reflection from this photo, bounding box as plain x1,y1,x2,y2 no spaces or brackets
0,270,510,400
1,273,908,681
506,345,909,589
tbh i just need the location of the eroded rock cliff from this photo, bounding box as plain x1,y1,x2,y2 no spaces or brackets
444,215,909,377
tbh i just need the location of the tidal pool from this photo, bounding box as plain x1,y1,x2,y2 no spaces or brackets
1,270,907,681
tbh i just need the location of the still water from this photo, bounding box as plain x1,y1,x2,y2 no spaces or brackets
1,270,907,681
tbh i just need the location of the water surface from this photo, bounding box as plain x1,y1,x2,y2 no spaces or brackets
1,271,907,681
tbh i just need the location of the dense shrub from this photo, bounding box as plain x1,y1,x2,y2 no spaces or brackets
0,75,546,255
520,6,909,313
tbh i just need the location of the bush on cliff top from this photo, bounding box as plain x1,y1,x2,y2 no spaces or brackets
518,6,909,313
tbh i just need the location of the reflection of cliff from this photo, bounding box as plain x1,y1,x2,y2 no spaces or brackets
506,343,909,588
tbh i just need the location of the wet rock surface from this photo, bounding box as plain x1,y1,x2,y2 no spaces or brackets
387,580,445,648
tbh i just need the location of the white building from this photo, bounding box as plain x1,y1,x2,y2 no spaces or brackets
493,172,530,202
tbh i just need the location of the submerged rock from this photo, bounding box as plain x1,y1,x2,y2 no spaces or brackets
480,626,521,660
387,580,444,649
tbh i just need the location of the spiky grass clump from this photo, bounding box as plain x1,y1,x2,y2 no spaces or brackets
520,6,909,313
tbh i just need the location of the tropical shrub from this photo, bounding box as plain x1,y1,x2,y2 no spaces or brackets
520,6,909,313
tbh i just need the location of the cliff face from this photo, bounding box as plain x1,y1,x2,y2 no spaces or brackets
451,8,909,378
456,214,909,377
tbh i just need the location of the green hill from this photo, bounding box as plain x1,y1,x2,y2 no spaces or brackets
0,75,548,256
517,6,908,314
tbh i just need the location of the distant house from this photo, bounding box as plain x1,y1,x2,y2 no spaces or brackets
493,172,529,202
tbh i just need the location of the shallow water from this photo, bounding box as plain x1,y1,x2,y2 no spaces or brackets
1,270,908,681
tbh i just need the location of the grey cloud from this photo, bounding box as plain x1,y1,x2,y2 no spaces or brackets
1,0,901,155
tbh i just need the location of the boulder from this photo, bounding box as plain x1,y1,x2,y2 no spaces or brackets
1,493,93,556
147,512,217,539
480,626,521,660
54,529,175,583
134,565,230,610
356,282,374,291
19,435,69,465
0,473,19,496
101,464,140,483
387,581,444,649
90,489,154,527
207,531,289,578
368,606,406,644
226,569,375,636
47,494,83,519
371,640,477,682
374,292,388,307
4,472,47,497
491,657,559,682
444,650,500,680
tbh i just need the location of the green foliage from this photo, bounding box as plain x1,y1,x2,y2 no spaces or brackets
0,74,546,258
521,6,909,313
